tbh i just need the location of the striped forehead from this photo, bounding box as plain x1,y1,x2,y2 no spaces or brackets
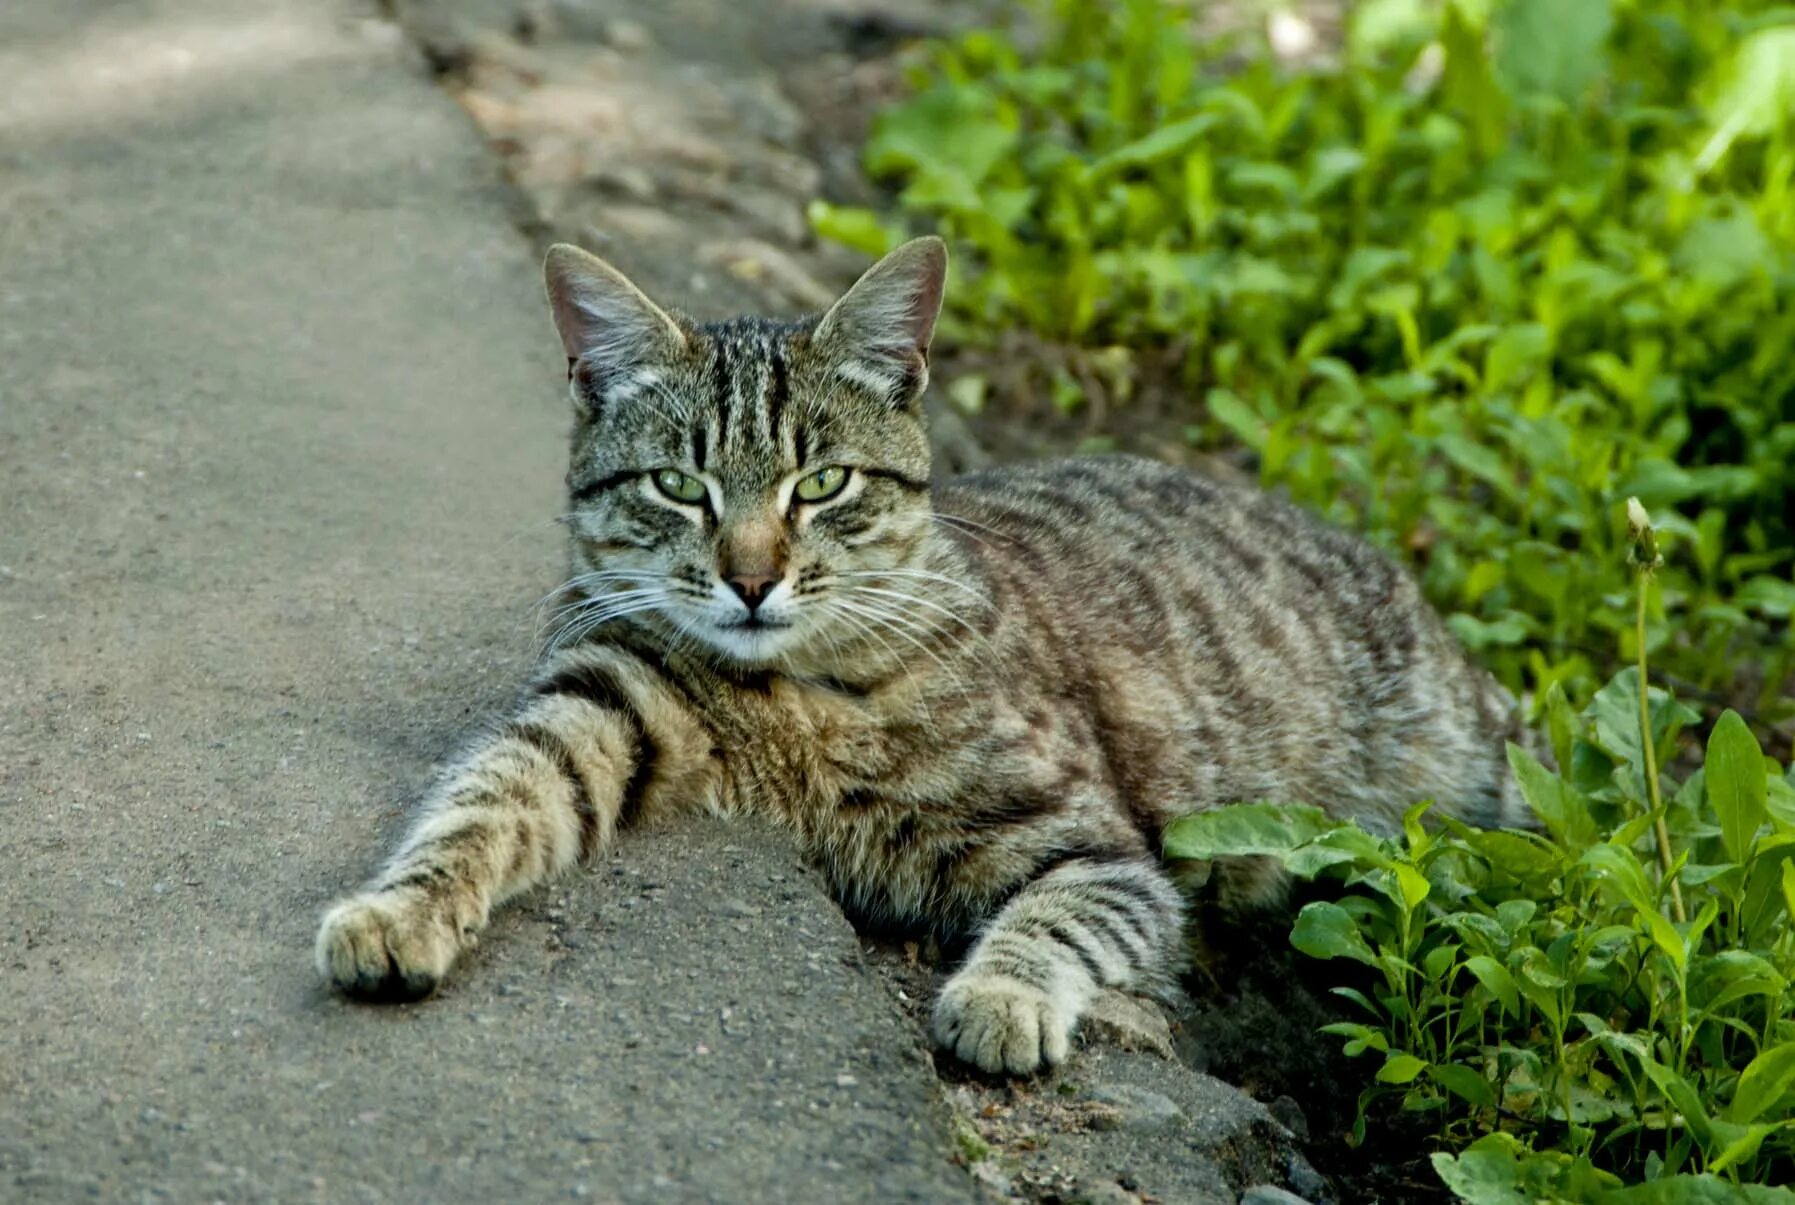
696,318,807,476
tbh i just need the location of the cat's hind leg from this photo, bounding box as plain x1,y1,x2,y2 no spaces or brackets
932,854,1184,1075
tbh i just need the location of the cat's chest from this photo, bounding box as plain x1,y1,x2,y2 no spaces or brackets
706,674,951,813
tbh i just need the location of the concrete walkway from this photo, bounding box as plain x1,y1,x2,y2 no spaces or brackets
0,2,971,1200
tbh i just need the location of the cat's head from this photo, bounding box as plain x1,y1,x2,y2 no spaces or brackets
543,238,948,671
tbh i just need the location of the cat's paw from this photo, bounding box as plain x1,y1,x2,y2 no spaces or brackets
314,892,460,1003
932,972,1074,1076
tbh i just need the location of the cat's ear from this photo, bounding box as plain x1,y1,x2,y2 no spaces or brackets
544,244,687,410
812,237,947,407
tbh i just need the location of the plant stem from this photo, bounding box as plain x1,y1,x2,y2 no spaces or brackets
1637,574,1687,923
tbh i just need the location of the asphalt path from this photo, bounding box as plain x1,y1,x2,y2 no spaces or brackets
0,3,972,1200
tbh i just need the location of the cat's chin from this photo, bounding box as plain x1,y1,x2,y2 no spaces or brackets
698,621,803,668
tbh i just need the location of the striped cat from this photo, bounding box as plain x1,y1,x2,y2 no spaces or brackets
315,238,1531,1074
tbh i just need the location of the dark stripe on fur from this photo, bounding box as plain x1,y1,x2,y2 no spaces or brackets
504,721,599,859
530,661,658,840
766,346,789,439
861,467,930,492
711,338,733,439
1047,923,1108,983
571,471,638,503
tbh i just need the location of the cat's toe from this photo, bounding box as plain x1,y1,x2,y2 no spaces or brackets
315,893,456,1003
932,974,1072,1076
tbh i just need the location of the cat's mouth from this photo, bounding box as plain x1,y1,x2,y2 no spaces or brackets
724,615,793,632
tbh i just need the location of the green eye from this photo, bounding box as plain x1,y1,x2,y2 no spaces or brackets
652,468,707,504
795,466,849,503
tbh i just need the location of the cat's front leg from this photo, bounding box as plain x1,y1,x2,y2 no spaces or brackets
315,659,662,1001
932,854,1184,1075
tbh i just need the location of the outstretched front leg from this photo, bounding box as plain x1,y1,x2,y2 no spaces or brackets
933,855,1185,1075
315,652,685,1001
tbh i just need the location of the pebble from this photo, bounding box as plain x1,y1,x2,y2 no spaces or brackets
717,898,761,918
1239,1187,1313,1205
1084,1084,1185,1134
1075,1178,1139,1204
1284,1154,1329,1203
1268,1094,1309,1142
1081,991,1175,1059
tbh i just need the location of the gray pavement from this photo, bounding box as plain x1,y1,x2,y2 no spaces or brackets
0,2,972,1200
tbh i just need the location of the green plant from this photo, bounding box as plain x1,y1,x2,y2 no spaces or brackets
1163,504,1795,1199
814,0,1795,719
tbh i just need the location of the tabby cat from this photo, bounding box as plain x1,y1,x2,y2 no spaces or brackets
315,238,1530,1074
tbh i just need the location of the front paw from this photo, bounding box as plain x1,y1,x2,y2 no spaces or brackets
314,892,461,1003
932,971,1075,1076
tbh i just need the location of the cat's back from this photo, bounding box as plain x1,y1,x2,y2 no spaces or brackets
935,454,1381,625
933,455,1526,833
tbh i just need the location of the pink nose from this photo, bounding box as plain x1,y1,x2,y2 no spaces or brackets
727,574,776,608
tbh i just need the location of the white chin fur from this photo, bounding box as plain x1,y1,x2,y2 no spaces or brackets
701,623,800,664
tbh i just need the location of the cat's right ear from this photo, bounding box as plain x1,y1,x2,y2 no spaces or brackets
544,244,687,412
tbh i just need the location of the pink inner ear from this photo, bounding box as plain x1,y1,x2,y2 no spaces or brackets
903,260,945,353
825,239,948,361
548,276,599,361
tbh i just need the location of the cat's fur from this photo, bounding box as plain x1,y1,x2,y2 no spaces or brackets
316,238,1530,1074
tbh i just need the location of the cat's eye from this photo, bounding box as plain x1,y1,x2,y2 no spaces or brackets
795,465,849,503
652,468,707,505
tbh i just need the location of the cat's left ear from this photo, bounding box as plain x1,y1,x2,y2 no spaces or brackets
812,237,947,407
544,244,688,412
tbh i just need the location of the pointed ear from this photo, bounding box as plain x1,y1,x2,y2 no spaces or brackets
544,244,687,409
812,237,947,406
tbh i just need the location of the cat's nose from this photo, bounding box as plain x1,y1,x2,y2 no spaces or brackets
726,573,777,610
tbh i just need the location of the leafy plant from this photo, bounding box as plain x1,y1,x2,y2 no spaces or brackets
1164,504,1795,1198
815,0,1795,720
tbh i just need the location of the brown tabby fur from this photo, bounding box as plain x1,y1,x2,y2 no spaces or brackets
316,238,1530,1074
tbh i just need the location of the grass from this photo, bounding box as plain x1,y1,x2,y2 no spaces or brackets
816,0,1795,1197
813,0,1795,738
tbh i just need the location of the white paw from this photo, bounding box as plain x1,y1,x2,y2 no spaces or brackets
315,891,461,1002
932,971,1074,1076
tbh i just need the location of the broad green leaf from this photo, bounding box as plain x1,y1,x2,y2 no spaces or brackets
1431,1062,1498,1109
1429,1133,1530,1205
1203,388,1265,451
1586,670,1700,801
1508,742,1596,850
1707,1122,1786,1174
1463,954,1521,1017
1089,113,1219,175
1290,901,1380,967
1320,1020,1389,1056
1162,802,1338,862
1596,1174,1795,1203
1730,1042,1795,1125
1632,1057,1714,1145
866,86,1016,186
1739,836,1795,945
805,202,898,258
1439,0,1508,158
1579,844,1657,914
1422,942,1458,980
1698,27,1795,173
1377,1052,1427,1084
1393,863,1431,913
1494,0,1612,102
1348,0,1432,64
1484,323,1549,392
1707,710,1768,864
